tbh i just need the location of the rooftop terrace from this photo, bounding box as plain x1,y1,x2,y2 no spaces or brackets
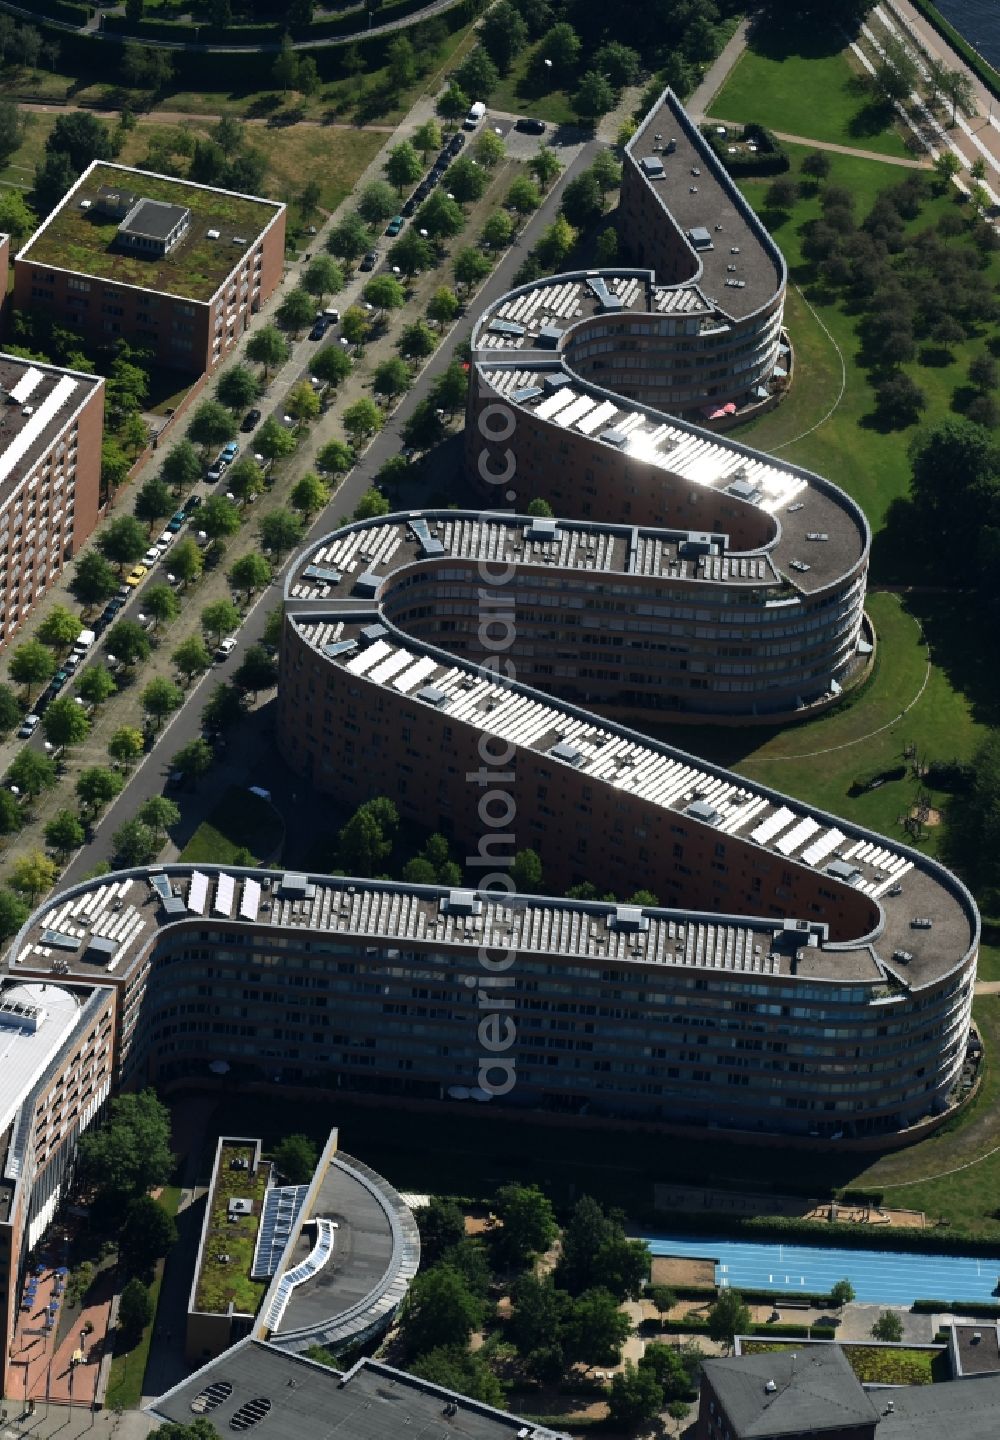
18,162,283,303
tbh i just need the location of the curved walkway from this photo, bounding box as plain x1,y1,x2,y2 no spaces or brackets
0,0,459,52
770,283,848,453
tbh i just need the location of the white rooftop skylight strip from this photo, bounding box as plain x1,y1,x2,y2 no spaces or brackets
0,374,78,489
800,829,845,867
345,639,393,676
392,656,439,694
775,817,820,857
535,388,577,421
750,806,797,846
555,394,597,428
188,872,209,915
9,367,44,405
213,873,235,917
368,648,413,685
240,879,261,920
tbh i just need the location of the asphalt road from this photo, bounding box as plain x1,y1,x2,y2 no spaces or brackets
59,130,602,883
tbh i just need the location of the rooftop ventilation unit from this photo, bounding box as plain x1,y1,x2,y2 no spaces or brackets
442,889,482,917
207,228,220,240
764,1380,777,1394
416,685,448,707
525,516,558,542
550,741,583,767
611,905,649,934
360,622,388,644
826,859,862,885
278,872,315,900
910,917,933,930
322,639,357,659
892,949,914,965
232,235,247,245
685,799,720,825
641,156,665,179
537,323,563,349
727,477,762,503
303,563,343,585
512,385,543,403
679,532,718,558
352,572,380,597
600,427,629,449
542,371,571,395
688,226,713,251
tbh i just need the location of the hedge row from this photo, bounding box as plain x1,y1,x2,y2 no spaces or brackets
912,1298,1000,1316
702,121,789,177
908,0,1000,100
660,1209,1000,1257
26,0,91,23
666,1317,817,1338
102,0,447,46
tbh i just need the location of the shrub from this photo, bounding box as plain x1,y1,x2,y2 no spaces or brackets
701,122,789,176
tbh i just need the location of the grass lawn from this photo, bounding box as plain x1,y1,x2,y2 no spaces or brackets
104,1186,182,1411
706,21,912,158
487,42,578,127
180,785,281,864
649,592,984,860
250,123,385,214
194,1141,270,1315
733,145,986,545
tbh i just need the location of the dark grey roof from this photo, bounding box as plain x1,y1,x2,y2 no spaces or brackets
704,1347,878,1438
148,1340,570,1440
121,197,190,241
874,1373,1000,1439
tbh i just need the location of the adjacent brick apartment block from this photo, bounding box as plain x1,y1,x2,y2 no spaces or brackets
14,162,286,375
0,981,114,1400
0,354,104,645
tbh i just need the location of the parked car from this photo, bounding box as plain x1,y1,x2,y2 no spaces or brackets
241,407,262,433
323,308,340,323
215,636,238,661
158,529,175,549
50,669,69,694
449,132,466,155
360,251,379,271
401,197,417,218
309,316,329,340
515,117,546,134
167,511,186,532
125,564,147,588
143,545,163,566
206,460,228,482
221,442,240,463
17,714,39,739
182,494,202,514
386,215,405,237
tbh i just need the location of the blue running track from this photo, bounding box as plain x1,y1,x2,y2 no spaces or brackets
636,1233,1000,1305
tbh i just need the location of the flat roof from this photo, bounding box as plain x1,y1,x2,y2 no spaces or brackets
626,89,785,320
261,1147,419,1351
121,197,190,242
952,1322,1000,1376
148,1342,570,1440
0,354,103,507
0,981,86,1140
18,161,284,303
474,359,864,594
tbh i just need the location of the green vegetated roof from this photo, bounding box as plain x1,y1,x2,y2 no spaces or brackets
22,164,282,303
194,1141,272,1316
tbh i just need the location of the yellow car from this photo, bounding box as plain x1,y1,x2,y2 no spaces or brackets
125,564,148,588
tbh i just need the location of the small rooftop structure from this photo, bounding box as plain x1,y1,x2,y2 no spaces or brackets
117,197,191,257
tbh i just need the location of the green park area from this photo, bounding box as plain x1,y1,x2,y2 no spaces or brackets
707,20,912,158
180,786,280,865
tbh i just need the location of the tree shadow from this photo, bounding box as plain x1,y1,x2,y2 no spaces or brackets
747,12,853,62
245,93,283,119
951,384,979,415
848,101,896,140
905,592,1000,728
918,345,955,368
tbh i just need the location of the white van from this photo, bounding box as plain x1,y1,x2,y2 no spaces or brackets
464,100,486,130
72,629,96,654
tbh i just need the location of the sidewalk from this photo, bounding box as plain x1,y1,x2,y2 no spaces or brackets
687,17,751,120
